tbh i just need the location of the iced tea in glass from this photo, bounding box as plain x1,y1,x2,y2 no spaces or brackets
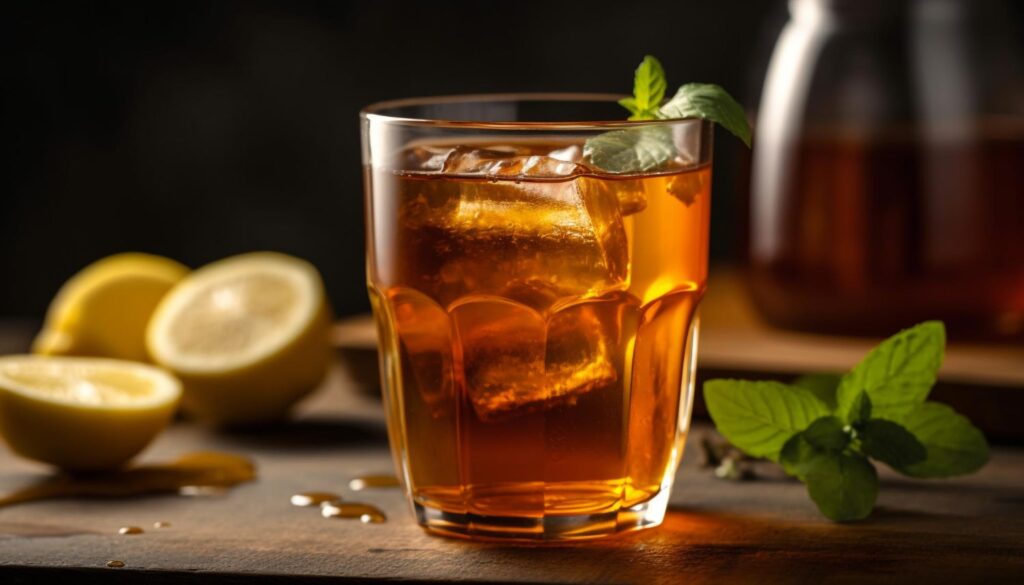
362,95,712,540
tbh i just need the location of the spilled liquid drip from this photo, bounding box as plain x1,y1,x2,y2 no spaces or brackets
320,500,386,524
106,560,125,568
0,452,256,508
290,491,340,507
0,521,97,538
118,526,144,535
153,521,171,529
347,475,400,491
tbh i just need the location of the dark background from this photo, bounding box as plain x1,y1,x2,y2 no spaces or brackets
2,0,783,318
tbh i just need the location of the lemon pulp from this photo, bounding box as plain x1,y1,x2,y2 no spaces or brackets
147,252,330,425
0,356,181,471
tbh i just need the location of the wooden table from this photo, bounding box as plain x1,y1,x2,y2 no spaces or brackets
2,362,1023,584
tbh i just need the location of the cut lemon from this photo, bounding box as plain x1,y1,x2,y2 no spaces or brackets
146,252,331,425
0,355,181,471
33,253,189,362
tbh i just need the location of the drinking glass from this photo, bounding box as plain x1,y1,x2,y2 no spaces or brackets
361,95,713,540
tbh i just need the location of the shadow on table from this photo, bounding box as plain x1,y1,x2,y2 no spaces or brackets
216,416,389,452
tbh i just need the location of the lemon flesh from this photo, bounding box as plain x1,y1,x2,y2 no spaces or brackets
147,252,331,425
33,253,189,362
0,355,181,471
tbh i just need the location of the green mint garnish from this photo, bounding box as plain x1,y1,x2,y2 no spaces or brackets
792,373,842,411
835,320,944,421
801,416,850,452
885,402,989,478
582,126,674,173
659,84,752,147
857,419,927,470
704,321,990,522
801,451,879,523
583,55,752,173
617,55,666,121
703,380,830,463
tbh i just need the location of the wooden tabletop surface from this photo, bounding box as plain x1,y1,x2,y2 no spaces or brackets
2,350,1023,584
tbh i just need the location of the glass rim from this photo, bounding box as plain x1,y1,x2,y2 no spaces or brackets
360,93,708,130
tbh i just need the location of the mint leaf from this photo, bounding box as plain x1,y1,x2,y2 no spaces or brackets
780,416,851,479
858,419,926,469
659,83,752,147
804,452,878,522
850,391,872,424
782,435,878,521
624,55,666,120
582,125,675,173
779,433,817,479
836,321,945,421
793,373,841,411
617,96,641,118
803,416,850,452
885,402,989,478
704,380,830,462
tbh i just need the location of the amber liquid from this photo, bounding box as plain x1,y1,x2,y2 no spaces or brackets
750,124,1024,338
367,141,710,523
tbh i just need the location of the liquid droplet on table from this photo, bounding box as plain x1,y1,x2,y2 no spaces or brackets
106,560,125,568
347,475,400,491
118,526,144,535
290,491,340,507
153,521,171,529
359,513,385,524
0,452,256,508
179,485,229,497
321,500,386,523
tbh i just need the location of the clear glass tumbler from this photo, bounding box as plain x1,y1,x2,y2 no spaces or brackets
362,95,713,540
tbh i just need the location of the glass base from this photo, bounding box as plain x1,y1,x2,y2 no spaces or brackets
413,487,671,542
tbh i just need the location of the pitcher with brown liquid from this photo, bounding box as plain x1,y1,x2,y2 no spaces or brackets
749,0,1024,338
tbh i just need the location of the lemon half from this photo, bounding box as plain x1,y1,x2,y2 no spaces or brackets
33,253,189,361
146,252,331,425
0,355,181,471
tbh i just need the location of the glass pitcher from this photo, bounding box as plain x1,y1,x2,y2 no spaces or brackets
748,0,1024,339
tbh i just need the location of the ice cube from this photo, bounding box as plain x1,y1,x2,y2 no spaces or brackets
441,146,582,178
577,175,648,216
666,168,707,206
400,168,629,309
451,294,635,422
548,144,583,164
450,297,546,421
404,145,455,171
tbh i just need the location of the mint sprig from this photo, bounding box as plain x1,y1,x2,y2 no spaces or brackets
583,55,751,173
618,55,666,121
704,321,990,522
